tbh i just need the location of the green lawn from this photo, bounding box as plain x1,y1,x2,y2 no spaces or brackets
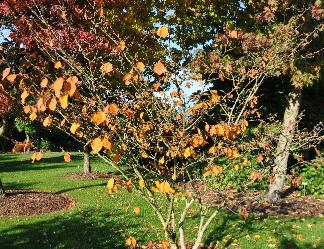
0,153,323,249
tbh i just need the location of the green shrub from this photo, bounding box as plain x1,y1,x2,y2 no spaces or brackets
297,157,324,198
40,138,53,152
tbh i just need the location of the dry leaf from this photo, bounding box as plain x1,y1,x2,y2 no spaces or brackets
158,26,169,38
91,111,106,125
31,152,42,163
125,237,136,248
100,62,113,74
43,116,53,127
70,122,81,134
21,89,29,104
54,61,62,69
135,62,145,71
6,74,17,83
133,207,140,215
41,78,48,88
2,67,10,80
154,61,167,76
64,152,72,162
53,77,64,97
48,98,57,111
59,94,69,109
91,137,103,154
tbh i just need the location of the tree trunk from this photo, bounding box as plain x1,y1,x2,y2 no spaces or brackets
267,84,303,201
0,178,5,198
83,145,91,174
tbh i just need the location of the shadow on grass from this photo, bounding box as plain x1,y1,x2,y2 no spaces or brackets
0,209,134,249
0,154,84,173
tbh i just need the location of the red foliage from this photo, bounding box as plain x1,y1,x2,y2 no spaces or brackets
0,89,11,117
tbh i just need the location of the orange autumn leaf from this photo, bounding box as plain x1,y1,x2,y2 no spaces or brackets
37,98,46,112
158,26,169,38
133,207,140,215
54,61,62,69
21,89,29,104
100,62,113,74
239,207,249,220
48,98,57,111
6,74,17,83
91,137,103,154
154,61,167,76
64,81,77,97
23,105,31,114
230,30,238,39
135,62,145,71
91,111,106,125
53,77,64,97
41,78,48,88
162,241,170,249
59,94,69,109
249,69,258,78
64,152,72,162
125,237,136,248
257,153,264,162
117,40,126,52
2,67,10,80
31,152,42,163
43,116,53,127
99,6,104,16
102,138,112,150
211,166,223,175
106,103,119,115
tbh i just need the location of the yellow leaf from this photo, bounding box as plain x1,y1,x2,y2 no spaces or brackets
234,164,239,171
91,111,106,125
141,151,148,158
59,94,69,109
31,152,42,163
43,116,53,127
158,156,165,164
155,181,175,194
21,89,29,104
64,152,72,162
29,112,37,121
183,147,191,159
139,180,145,189
133,207,140,215
158,26,169,38
249,69,258,78
125,237,136,248
54,61,62,69
70,122,81,134
64,80,77,97
208,146,216,154
107,178,115,194
2,67,10,80
48,98,57,111
154,61,167,76
100,62,113,74
117,40,126,51
41,78,48,88
135,62,145,71
91,137,103,154
37,98,46,112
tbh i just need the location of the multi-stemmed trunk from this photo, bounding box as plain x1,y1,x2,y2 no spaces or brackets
83,145,91,174
267,84,303,201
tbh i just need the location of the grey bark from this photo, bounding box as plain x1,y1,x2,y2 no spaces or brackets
83,145,91,174
267,84,303,201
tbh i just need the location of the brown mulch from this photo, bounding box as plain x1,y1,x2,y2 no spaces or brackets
184,183,324,217
0,189,76,217
64,172,117,180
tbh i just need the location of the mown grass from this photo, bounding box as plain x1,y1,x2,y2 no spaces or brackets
0,152,323,249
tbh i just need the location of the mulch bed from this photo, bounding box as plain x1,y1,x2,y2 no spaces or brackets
184,183,324,218
0,190,76,217
64,172,117,180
